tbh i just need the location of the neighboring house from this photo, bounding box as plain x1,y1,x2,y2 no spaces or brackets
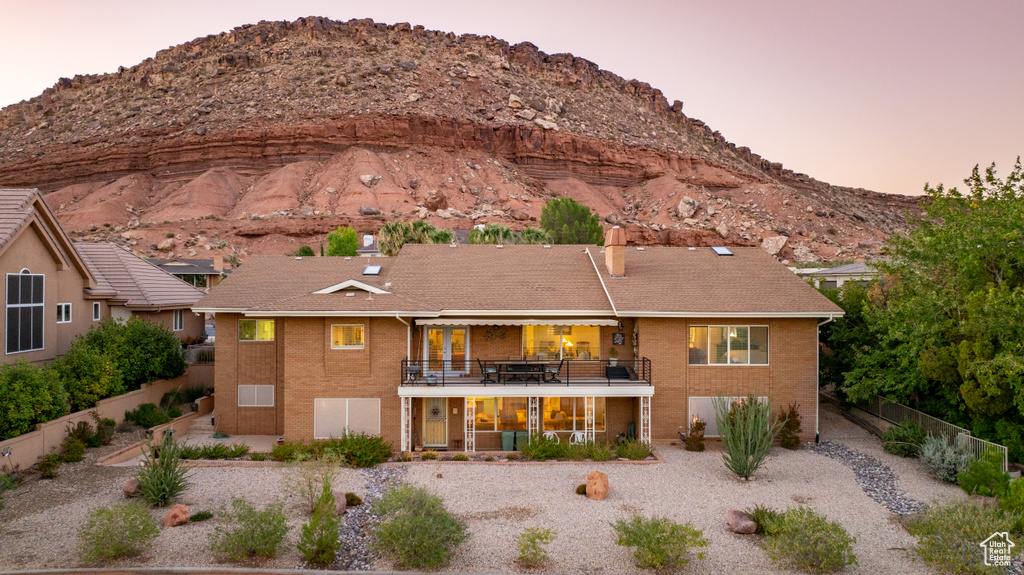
149,256,231,290
804,262,877,290
195,227,843,452
76,242,205,342
0,189,116,364
357,235,381,257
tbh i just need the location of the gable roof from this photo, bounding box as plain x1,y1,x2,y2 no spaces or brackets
149,258,231,276
75,242,204,310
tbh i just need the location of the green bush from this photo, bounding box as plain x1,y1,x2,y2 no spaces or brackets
250,452,269,461
745,504,784,535
540,197,604,244
38,453,61,479
713,395,782,479
79,503,159,563
0,361,68,441
81,317,186,390
685,418,706,452
452,453,469,461
190,509,214,522
51,342,125,412
420,450,438,461
298,481,342,567
778,403,802,449
124,403,172,429
167,406,183,418
506,453,519,460
906,498,1021,575
180,443,251,460
880,420,927,457
764,507,857,573
372,485,468,570
521,433,564,461
517,527,555,568
61,436,86,463
345,492,363,507
181,384,211,404
575,483,587,495
616,439,653,460
920,435,973,483
612,514,708,569
210,499,290,560
136,433,191,506
958,448,1010,497
269,434,391,467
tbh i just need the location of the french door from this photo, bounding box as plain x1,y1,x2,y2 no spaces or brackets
425,326,469,375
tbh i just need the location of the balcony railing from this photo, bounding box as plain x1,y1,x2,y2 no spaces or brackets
400,358,652,387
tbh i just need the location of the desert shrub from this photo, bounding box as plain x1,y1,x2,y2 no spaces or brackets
506,453,519,460
210,499,289,560
372,485,468,570
616,439,653,460
453,453,469,461
517,527,556,568
80,317,186,390
61,436,86,463
880,420,927,457
575,483,587,495
249,452,269,461
270,440,314,462
521,433,564,461
94,415,116,446
79,503,159,563
484,455,495,462
269,434,390,467
0,473,14,511
906,498,1021,575
685,418,706,452
51,342,125,412
190,510,214,522
124,403,172,429
297,481,342,567
38,453,61,479
764,507,857,573
180,443,250,460
420,450,438,460
181,384,211,404
713,395,782,479
958,448,1010,497
778,404,802,449
0,361,68,440
746,504,784,535
612,514,708,569
920,435,973,483
284,455,341,514
136,433,191,506
167,406,182,418
345,492,363,507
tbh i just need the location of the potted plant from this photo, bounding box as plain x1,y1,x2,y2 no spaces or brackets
608,347,619,366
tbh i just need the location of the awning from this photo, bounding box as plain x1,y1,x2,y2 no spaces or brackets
422,318,619,327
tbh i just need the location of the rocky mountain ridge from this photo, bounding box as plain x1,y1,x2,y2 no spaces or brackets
0,16,921,263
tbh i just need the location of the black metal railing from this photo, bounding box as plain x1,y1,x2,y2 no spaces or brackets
400,357,651,387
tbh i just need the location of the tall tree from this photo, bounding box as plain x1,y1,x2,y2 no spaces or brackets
325,226,359,257
540,197,604,245
377,221,412,257
516,227,552,245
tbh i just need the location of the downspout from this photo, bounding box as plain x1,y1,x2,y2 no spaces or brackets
395,314,411,360
815,315,835,443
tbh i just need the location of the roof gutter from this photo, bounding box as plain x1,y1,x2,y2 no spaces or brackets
585,247,618,317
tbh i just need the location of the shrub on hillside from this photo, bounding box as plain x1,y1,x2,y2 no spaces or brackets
0,361,68,441
714,395,782,479
372,485,468,570
79,503,159,563
880,420,927,457
920,435,973,483
51,342,125,412
906,499,1021,575
297,481,342,567
81,317,186,390
764,507,857,573
136,433,191,507
210,499,289,560
958,448,1010,497
612,514,708,569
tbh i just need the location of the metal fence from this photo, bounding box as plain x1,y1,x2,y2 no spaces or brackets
857,395,1009,471
184,345,215,365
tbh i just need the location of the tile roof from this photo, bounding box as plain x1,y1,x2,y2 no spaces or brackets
0,189,39,254
197,244,841,317
149,258,232,275
75,242,204,310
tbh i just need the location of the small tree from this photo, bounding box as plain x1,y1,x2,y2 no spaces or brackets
540,197,604,245
51,342,125,412
297,480,342,567
294,245,315,257
778,404,802,449
714,395,783,479
325,226,359,257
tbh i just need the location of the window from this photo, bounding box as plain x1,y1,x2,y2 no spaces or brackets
522,325,600,360
172,309,184,331
57,303,72,323
543,397,606,431
238,319,274,341
331,324,364,349
688,325,768,365
6,270,44,354
92,302,101,321
313,398,380,438
237,385,275,407
689,396,768,437
470,397,528,431
470,397,606,432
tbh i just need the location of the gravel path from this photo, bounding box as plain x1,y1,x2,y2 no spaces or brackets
810,440,926,514
334,466,405,570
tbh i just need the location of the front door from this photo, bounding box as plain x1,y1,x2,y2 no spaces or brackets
423,397,448,447
425,326,469,375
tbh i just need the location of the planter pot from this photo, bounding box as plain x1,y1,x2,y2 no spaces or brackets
276,437,285,446
609,358,618,367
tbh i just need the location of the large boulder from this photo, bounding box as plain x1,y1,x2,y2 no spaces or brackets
360,174,381,187
676,196,699,219
358,205,381,216
727,509,756,534
164,504,191,527
333,490,347,515
761,236,788,256
123,477,140,498
586,470,609,501
424,189,448,211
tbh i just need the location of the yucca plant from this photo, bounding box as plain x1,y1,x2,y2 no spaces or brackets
136,432,191,506
713,394,782,479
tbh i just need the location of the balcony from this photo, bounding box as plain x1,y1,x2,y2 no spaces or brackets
400,358,652,387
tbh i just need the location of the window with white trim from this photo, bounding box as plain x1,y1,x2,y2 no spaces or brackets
688,325,768,365
238,385,275,407
57,303,72,324
331,324,364,349
92,302,101,321
6,270,44,354
314,398,381,438
689,396,769,436
172,309,184,331
239,319,274,341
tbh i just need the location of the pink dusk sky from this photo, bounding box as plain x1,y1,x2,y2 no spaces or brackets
1,0,1020,197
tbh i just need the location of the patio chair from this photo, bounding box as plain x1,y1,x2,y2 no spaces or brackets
569,431,587,445
477,359,498,384
544,359,565,383
543,431,560,443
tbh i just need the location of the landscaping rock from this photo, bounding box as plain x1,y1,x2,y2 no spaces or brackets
123,477,140,498
358,205,380,216
333,490,347,515
163,504,190,527
586,470,609,501
727,508,756,534
811,440,925,514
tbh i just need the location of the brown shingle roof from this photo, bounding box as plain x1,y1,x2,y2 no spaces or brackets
75,242,204,310
0,189,38,254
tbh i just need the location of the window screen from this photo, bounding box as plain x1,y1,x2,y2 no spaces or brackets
238,385,274,407
6,272,44,353
331,325,364,348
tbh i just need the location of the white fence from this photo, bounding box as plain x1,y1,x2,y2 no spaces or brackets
858,395,1009,472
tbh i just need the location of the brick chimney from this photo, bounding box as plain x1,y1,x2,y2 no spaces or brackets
212,254,224,272
604,226,627,277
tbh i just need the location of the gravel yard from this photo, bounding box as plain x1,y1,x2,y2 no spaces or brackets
0,403,965,574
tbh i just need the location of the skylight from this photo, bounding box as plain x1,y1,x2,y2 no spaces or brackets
711,246,734,256
363,265,382,276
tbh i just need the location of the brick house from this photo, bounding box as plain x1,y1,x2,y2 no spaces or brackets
195,227,843,451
